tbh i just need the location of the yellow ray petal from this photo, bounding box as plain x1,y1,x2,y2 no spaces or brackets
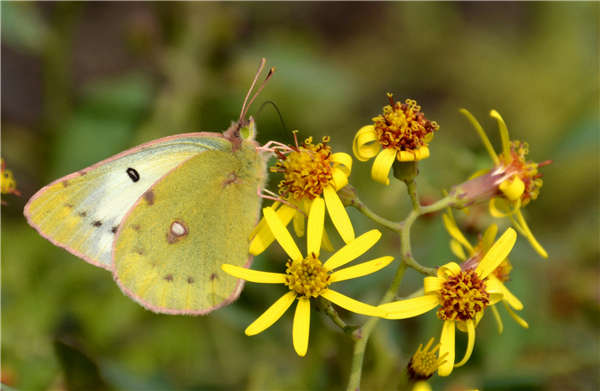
503,301,529,329
454,319,475,367
475,228,516,279
323,185,355,243
329,256,394,283
371,148,397,185
331,166,348,190
307,197,325,257
499,177,525,202
323,229,381,271
459,108,499,165
438,262,461,279
321,289,383,317
424,276,443,294
293,210,305,237
450,239,467,260
413,146,430,161
321,228,335,253
264,207,303,262
513,209,548,258
490,304,504,334
442,214,474,253
249,205,296,255
249,201,280,239
221,264,286,284
480,224,498,251
438,321,455,377
293,298,311,357
487,276,523,310
489,197,520,218
245,291,296,336
490,110,511,160
331,152,352,175
379,294,439,319
353,125,380,162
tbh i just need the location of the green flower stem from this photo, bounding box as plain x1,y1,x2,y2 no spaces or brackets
346,261,407,391
405,179,420,211
317,297,357,337
350,199,403,232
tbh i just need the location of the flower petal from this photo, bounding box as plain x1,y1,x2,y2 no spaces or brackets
379,294,439,319
249,205,296,255
321,289,383,317
490,110,511,160
264,207,303,262
245,291,296,336
293,209,305,237
353,125,380,162
490,304,504,335
450,239,467,260
323,185,355,244
442,214,474,254
503,301,529,329
413,146,430,161
480,224,498,251
221,264,286,284
438,262,461,279
293,297,311,357
331,152,352,176
424,276,443,294
249,202,280,239
460,108,499,165
331,167,348,190
454,319,475,367
475,228,517,279
513,209,548,258
323,229,381,271
371,148,397,185
321,228,335,253
307,197,325,257
329,256,394,283
487,276,523,310
499,177,525,201
438,321,455,377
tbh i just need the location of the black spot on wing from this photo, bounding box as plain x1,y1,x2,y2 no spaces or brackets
187,277,195,284
126,168,140,182
210,273,218,281
92,220,102,227
111,226,119,234
143,190,155,205
78,211,87,217
164,274,173,282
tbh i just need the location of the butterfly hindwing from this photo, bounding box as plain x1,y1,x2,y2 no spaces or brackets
112,140,266,314
24,133,231,270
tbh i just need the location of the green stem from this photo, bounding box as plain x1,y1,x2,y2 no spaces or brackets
351,199,403,232
346,262,407,391
405,179,420,211
317,297,356,337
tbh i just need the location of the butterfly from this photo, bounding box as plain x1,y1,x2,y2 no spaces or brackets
24,59,274,315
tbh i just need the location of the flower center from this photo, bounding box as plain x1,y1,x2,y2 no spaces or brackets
372,94,439,152
285,254,330,298
272,136,334,201
437,270,489,321
500,141,547,206
407,338,447,381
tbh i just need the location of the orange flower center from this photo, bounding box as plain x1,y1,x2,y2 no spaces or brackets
285,254,330,298
373,94,439,152
272,136,334,201
437,270,489,321
500,141,547,206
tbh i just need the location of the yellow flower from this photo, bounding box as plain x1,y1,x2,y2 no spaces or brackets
407,337,448,381
1,158,21,205
223,198,393,357
250,134,354,255
443,210,529,333
412,381,432,391
455,109,550,258
353,93,439,185
379,228,517,376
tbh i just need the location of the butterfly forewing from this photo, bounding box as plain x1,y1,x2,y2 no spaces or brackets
112,140,266,314
24,133,230,269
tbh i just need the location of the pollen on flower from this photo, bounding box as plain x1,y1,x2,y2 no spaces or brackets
407,338,448,381
1,158,20,197
285,254,331,298
437,270,490,321
500,141,546,206
372,94,439,155
272,136,334,201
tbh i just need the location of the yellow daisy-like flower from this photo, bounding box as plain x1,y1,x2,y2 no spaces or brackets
379,228,517,376
353,93,439,185
1,158,21,205
457,109,550,258
249,134,354,256
443,211,529,333
223,198,393,357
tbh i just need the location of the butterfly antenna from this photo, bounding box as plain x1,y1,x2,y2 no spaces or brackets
256,100,288,134
245,66,275,119
240,58,267,122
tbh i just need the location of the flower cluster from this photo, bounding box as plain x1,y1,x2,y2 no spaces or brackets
1,158,21,205
223,96,548,388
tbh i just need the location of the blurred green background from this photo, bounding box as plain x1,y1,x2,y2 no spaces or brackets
2,3,598,390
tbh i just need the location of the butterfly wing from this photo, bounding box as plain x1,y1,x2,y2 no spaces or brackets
24,133,231,270
112,140,266,314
